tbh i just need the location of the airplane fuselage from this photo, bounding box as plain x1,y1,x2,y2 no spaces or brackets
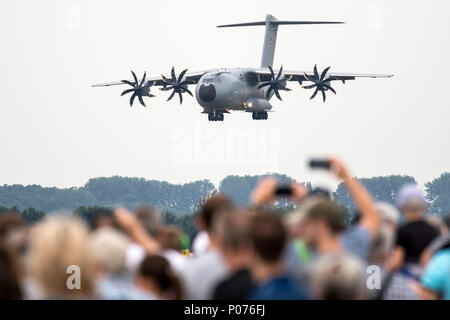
194,68,274,114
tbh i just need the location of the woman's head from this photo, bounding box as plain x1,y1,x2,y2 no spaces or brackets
27,215,94,299
136,255,182,300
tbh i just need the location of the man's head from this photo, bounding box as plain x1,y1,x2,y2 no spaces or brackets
368,224,395,264
0,212,25,243
397,184,428,220
135,206,161,237
300,198,347,248
198,194,234,235
158,225,182,251
0,212,28,257
249,213,287,265
310,253,367,300
214,209,252,269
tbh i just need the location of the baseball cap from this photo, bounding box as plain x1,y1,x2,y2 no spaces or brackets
396,184,428,209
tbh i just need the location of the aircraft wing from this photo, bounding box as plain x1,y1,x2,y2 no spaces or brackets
91,70,208,87
254,67,393,83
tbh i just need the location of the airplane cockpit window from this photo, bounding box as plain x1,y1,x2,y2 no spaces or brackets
203,78,215,84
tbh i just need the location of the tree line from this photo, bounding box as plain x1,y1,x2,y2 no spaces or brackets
1,172,449,236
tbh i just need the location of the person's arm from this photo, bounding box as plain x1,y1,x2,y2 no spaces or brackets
251,177,308,207
420,247,433,269
329,157,381,239
412,283,440,300
386,246,405,272
114,207,160,254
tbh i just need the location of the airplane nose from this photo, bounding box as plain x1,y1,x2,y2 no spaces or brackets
199,84,216,102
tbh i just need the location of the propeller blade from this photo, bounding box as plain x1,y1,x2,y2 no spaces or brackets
139,72,147,87
121,80,136,87
302,84,317,89
313,64,319,80
310,88,319,100
138,95,146,107
320,67,331,81
167,90,176,101
257,82,272,89
178,69,188,83
130,92,136,106
321,89,326,102
268,65,275,79
266,87,273,99
131,71,139,85
178,92,183,104
274,89,282,101
276,65,283,80
184,88,193,97
323,84,336,94
121,88,134,96
278,84,291,91
171,67,176,82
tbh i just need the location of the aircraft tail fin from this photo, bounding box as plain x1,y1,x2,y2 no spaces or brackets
217,15,344,68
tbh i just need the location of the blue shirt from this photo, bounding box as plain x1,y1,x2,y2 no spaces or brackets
248,274,308,300
340,225,371,260
421,248,450,300
96,274,155,300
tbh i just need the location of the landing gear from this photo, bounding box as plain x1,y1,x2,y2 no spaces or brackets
252,111,268,120
208,112,224,121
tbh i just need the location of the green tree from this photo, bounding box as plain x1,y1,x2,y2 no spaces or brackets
20,207,46,224
219,173,297,206
426,172,450,215
334,175,416,214
73,205,113,228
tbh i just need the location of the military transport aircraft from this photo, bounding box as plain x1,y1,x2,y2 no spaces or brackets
92,14,393,121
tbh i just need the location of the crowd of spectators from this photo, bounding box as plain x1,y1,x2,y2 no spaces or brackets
0,157,449,300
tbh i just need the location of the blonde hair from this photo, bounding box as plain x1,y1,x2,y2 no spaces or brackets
27,215,94,299
89,227,129,275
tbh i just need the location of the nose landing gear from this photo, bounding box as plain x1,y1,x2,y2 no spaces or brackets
252,111,268,120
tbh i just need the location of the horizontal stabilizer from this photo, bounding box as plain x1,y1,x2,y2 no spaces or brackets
217,21,344,28
217,21,265,28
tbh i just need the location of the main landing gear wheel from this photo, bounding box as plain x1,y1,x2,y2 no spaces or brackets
252,111,268,120
208,112,224,121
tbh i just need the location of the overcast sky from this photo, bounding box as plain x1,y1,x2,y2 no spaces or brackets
0,0,449,190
